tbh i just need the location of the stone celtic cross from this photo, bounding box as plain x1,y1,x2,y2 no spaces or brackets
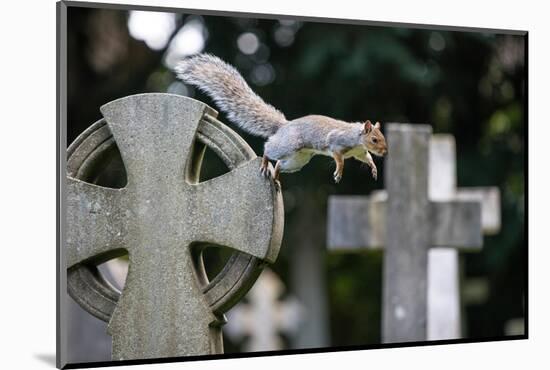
66,94,283,360
327,124,485,343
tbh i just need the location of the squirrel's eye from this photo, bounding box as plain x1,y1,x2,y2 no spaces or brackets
372,138,378,144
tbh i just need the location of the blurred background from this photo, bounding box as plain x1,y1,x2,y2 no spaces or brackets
65,4,526,362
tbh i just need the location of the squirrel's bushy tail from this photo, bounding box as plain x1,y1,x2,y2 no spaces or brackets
175,54,287,138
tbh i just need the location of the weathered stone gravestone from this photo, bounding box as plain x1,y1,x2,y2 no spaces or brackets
327,124,499,343
225,268,303,351
288,197,330,350
66,94,283,360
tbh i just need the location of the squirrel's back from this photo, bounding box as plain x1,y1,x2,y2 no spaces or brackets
175,54,287,138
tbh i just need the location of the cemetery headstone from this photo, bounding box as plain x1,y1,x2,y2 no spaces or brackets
66,94,284,360
225,268,303,351
427,135,500,340
289,196,330,349
328,124,487,343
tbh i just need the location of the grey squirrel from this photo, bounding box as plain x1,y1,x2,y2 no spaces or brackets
175,54,388,184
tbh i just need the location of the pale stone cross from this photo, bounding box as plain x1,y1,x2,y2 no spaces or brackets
427,135,500,340
225,268,303,351
327,124,486,343
66,94,283,360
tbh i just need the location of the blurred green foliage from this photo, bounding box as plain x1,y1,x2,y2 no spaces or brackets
67,6,525,348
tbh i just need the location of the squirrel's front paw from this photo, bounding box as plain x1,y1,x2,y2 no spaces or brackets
371,167,378,181
333,170,343,183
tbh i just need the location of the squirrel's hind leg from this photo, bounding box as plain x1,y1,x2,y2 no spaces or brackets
260,155,270,178
259,155,282,190
273,161,281,181
272,161,282,191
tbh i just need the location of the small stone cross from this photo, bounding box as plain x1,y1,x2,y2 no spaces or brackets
225,268,303,351
327,124,485,343
66,94,283,360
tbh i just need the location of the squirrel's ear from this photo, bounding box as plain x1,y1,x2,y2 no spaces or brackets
363,120,373,134
374,121,381,129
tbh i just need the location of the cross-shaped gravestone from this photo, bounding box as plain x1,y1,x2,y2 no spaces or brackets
66,94,283,360
225,268,303,351
427,135,500,340
327,124,483,343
